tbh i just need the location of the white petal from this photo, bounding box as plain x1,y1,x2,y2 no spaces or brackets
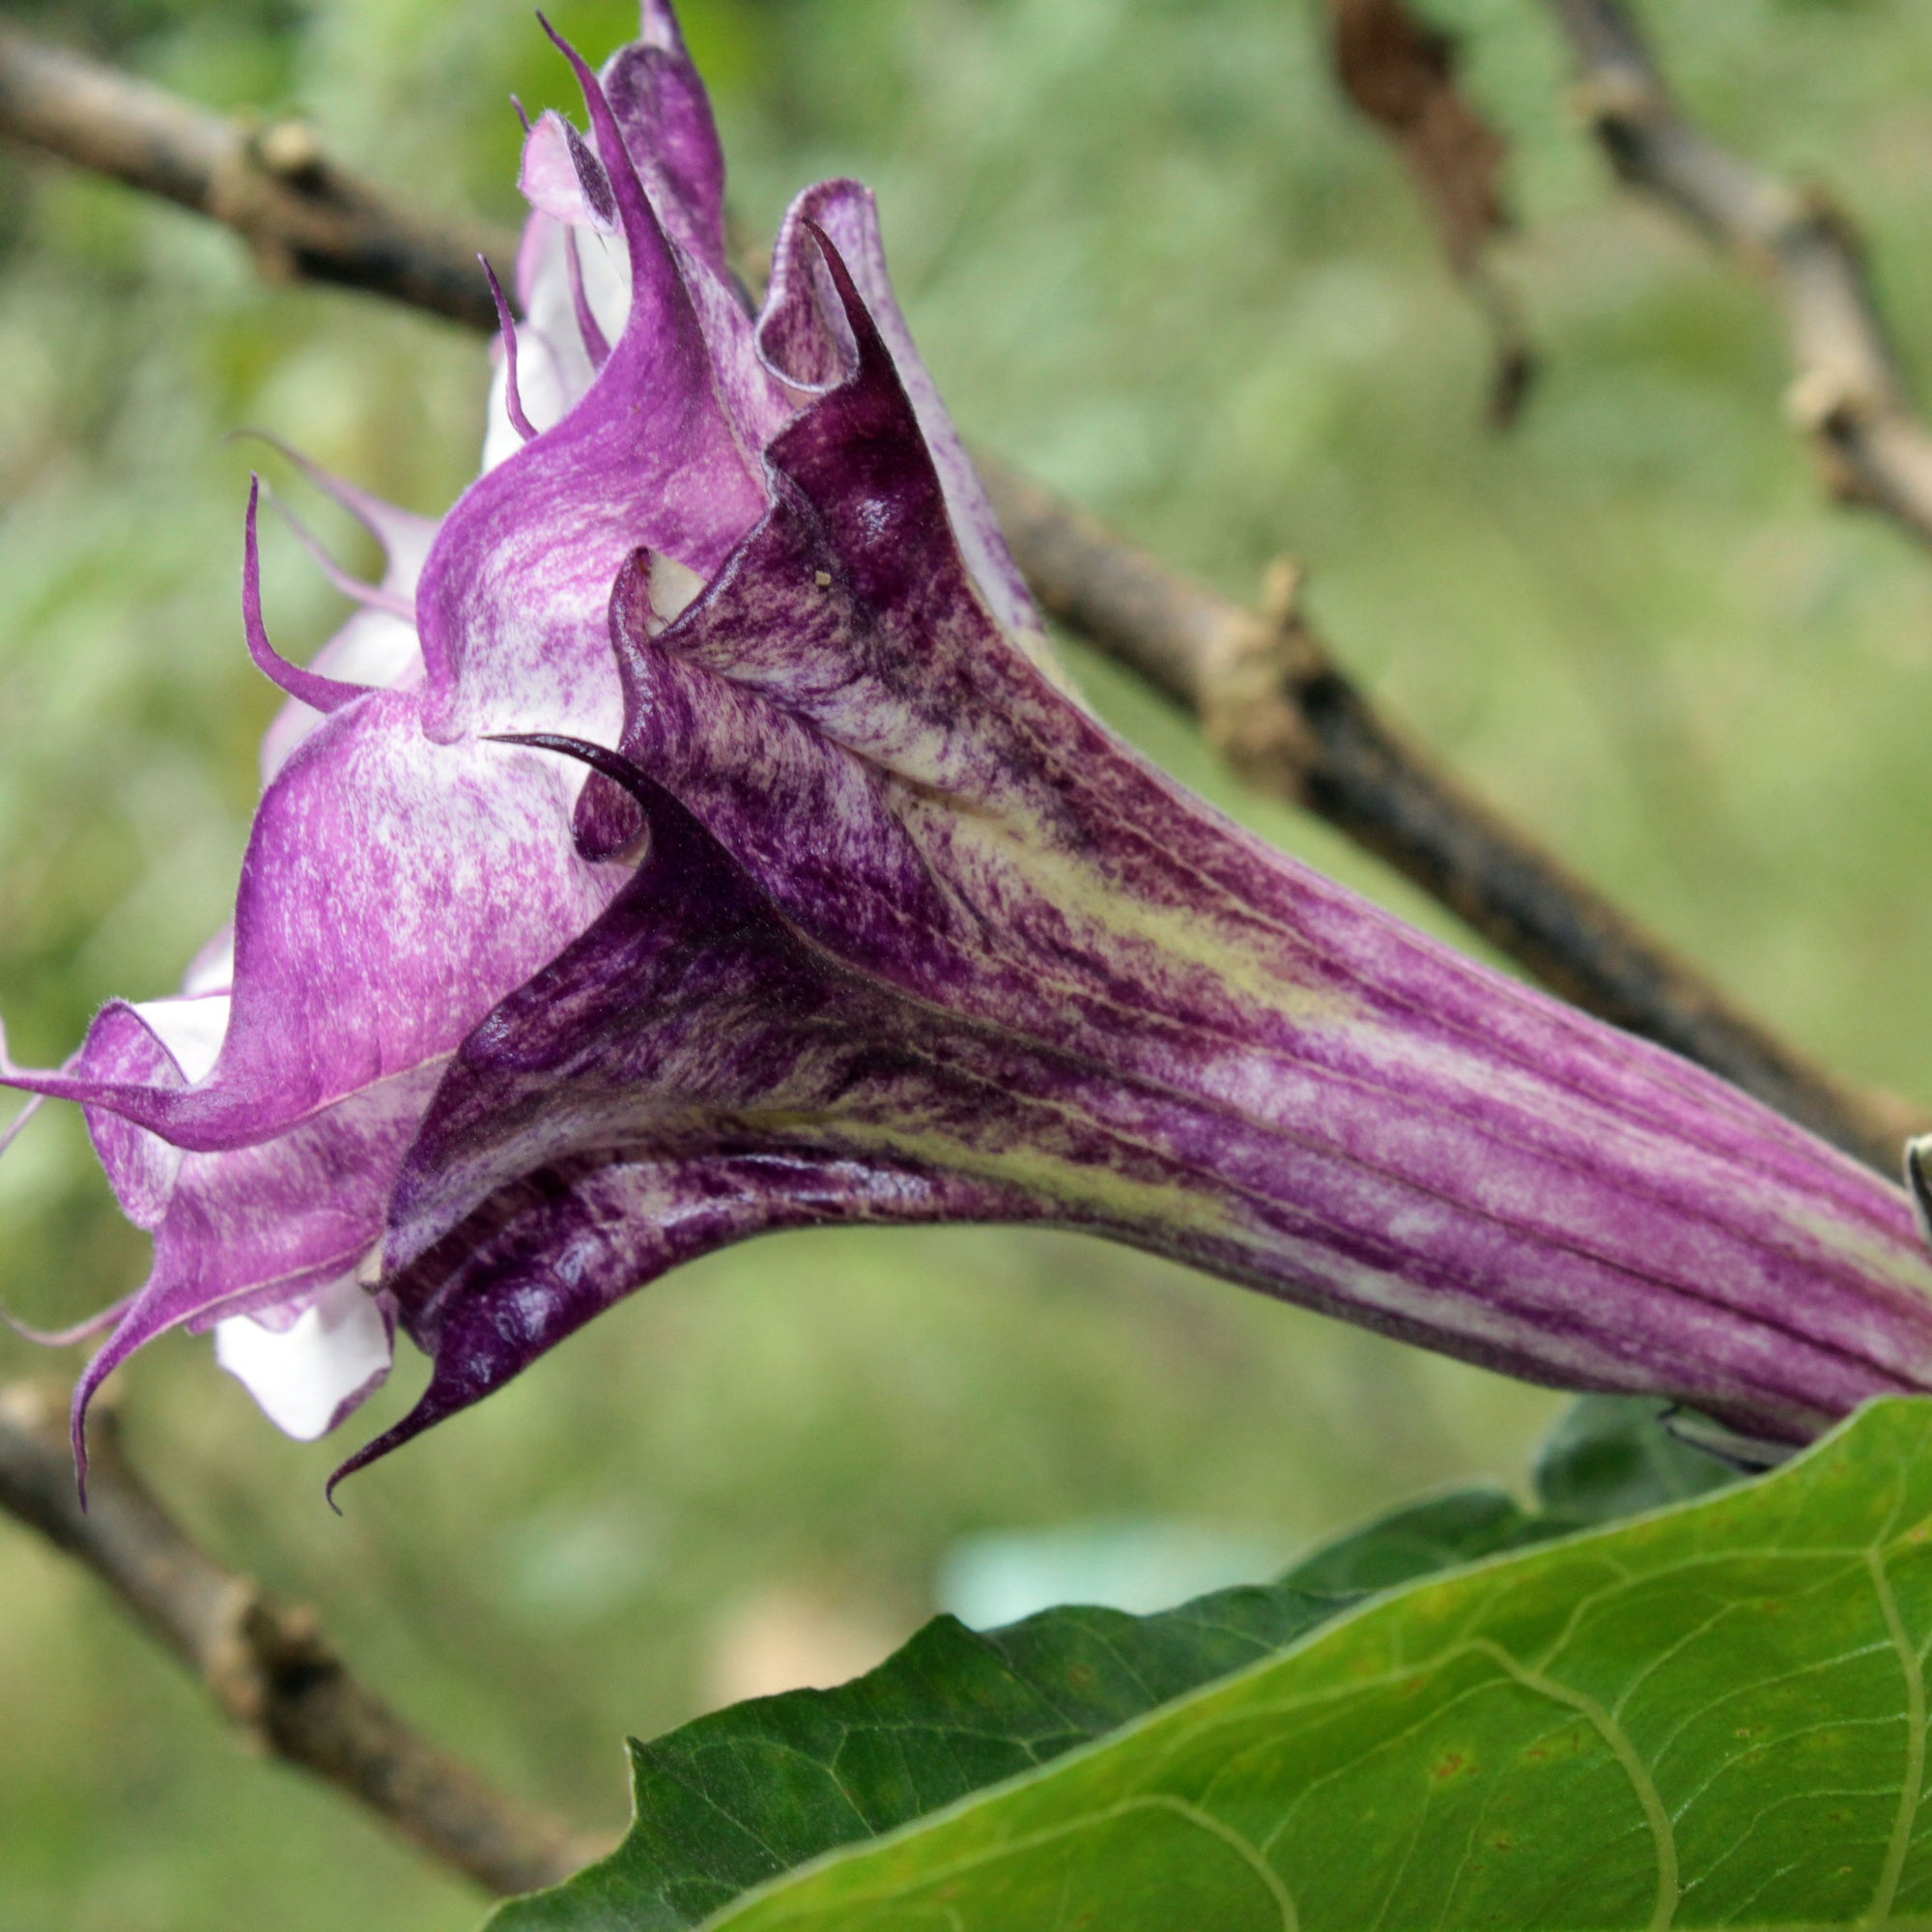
482,216,632,473
132,992,232,1083
181,927,236,998
650,554,705,627
214,1272,393,1441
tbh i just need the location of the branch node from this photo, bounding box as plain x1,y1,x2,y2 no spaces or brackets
253,118,327,191
1198,556,1327,795
1549,0,1932,558
0,1378,588,1895
1568,70,1658,136
207,1577,277,1735
1785,364,1875,437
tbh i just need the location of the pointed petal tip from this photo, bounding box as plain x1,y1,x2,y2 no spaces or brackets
796,218,884,372
242,480,375,715
539,10,668,301
1907,1135,1932,1248
536,11,582,74
482,256,540,443
639,0,688,53
486,730,657,810
325,1384,443,1510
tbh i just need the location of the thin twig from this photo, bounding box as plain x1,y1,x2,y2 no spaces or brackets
0,1381,594,1896
1543,0,1932,546
1325,0,1535,427
0,25,1918,1171
0,26,517,328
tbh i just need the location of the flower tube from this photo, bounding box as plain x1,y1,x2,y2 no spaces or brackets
343,215,1932,1480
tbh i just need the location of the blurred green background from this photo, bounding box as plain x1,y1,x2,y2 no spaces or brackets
5,0,1932,1924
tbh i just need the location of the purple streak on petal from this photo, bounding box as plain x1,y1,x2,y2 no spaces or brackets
483,260,540,444
562,227,611,371
759,185,1041,642
561,117,619,232
41,10,1924,1490
355,760,1047,1482
242,479,373,714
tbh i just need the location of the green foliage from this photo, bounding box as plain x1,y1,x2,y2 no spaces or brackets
494,1400,1741,1929
518,1399,1932,1932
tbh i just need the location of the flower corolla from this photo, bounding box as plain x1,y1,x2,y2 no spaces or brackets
8,4,1932,1495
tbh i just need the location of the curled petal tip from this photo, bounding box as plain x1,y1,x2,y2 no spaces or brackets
481,256,539,444
1907,1135,1932,1247
486,731,656,809
242,478,372,714
536,12,584,77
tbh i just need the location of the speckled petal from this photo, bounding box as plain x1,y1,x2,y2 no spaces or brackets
758,182,1043,648
2,700,615,1153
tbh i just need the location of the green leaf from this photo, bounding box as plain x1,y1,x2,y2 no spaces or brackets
681,1397,1932,1930
496,1399,1737,1930
1532,1394,1753,1528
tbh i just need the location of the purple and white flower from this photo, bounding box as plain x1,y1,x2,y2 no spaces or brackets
8,3,1932,1494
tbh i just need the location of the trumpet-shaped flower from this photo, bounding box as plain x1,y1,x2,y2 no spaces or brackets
8,4,1932,1496
0,3,1045,1475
